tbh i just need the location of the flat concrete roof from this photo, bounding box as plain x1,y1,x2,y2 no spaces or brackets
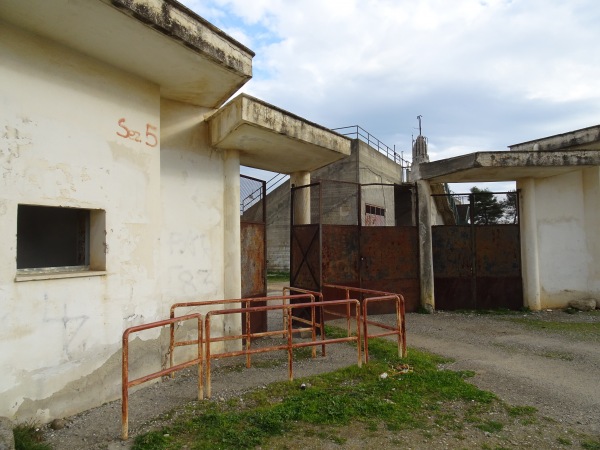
0,0,254,108
209,94,352,173
419,150,600,183
510,124,600,152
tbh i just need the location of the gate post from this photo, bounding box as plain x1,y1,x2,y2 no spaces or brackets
518,178,541,310
417,179,435,311
411,134,435,311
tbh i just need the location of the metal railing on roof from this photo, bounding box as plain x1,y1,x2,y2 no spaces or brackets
240,172,289,215
332,125,411,168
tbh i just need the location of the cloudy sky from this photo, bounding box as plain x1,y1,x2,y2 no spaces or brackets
182,0,600,192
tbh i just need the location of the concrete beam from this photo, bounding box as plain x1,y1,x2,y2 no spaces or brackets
419,150,600,183
209,94,351,174
510,124,600,152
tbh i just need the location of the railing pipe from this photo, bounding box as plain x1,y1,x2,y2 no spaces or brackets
122,313,202,440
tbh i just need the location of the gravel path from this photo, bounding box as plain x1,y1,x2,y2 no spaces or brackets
42,288,600,449
402,310,600,435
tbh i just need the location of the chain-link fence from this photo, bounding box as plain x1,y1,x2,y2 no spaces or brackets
240,175,266,223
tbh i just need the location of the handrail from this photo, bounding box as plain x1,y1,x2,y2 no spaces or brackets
122,313,203,440
283,287,326,357
323,284,406,362
204,299,362,398
332,125,411,169
170,294,318,371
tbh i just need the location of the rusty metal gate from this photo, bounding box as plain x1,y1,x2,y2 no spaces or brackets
432,191,523,310
240,175,267,331
290,181,420,312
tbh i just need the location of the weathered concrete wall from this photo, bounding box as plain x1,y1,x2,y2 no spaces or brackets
357,140,402,185
265,140,408,271
518,168,600,309
0,23,230,422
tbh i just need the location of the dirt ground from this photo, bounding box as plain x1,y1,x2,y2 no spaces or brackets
43,284,600,449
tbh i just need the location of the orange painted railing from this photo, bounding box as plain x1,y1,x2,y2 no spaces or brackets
122,313,202,440
323,284,406,362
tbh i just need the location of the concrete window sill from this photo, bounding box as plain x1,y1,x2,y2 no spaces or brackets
15,270,107,282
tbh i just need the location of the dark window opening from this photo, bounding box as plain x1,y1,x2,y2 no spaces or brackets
17,205,90,270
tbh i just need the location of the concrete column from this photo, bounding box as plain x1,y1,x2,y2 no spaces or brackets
519,178,541,310
582,168,600,291
223,149,241,347
417,179,435,311
290,171,311,225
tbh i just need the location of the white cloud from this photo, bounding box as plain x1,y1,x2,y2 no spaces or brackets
181,0,600,166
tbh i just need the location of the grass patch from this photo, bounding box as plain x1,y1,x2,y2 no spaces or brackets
582,438,600,450
475,420,504,433
454,308,529,316
507,405,537,417
508,318,600,339
132,329,496,450
557,436,572,445
266,271,290,282
13,423,52,450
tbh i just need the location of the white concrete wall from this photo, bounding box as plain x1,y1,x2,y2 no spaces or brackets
519,168,600,309
0,23,231,422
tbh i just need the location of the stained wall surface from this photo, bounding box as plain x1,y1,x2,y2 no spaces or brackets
518,168,600,309
0,22,228,421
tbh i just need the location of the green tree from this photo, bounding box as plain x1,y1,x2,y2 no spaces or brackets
499,190,518,224
470,187,504,224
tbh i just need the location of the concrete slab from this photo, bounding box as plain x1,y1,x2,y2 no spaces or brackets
209,94,352,173
510,124,600,152
419,149,600,183
0,0,253,108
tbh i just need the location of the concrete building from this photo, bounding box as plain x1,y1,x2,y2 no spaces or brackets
416,125,600,310
0,0,349,422
266,138,413,271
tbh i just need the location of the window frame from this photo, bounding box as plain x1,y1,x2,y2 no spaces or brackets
15,204,106,281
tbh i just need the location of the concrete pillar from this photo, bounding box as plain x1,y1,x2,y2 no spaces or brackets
290,171,311,225
410,135,434,311
582,168,600,291
417,179,435,311
223,149,241,347
519,178,541,310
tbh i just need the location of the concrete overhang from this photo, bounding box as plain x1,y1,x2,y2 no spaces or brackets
509,124,600,152
208,94,352,173
0,0,254,108
419,150,600,183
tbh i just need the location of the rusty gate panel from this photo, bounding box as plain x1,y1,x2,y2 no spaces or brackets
240,175,267,334
475,225,522,309
475,226,520,276
290,224,321,292
241,223,266,298
322,225,359,284
361,227,420,312
432,223,523,310
432,226,475,310
321,225,360,310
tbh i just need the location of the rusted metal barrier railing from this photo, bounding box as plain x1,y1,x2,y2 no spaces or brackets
205,299,362,398
282,287,326,357
122,313,202,440
323,284,406,362
170,294,316,372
